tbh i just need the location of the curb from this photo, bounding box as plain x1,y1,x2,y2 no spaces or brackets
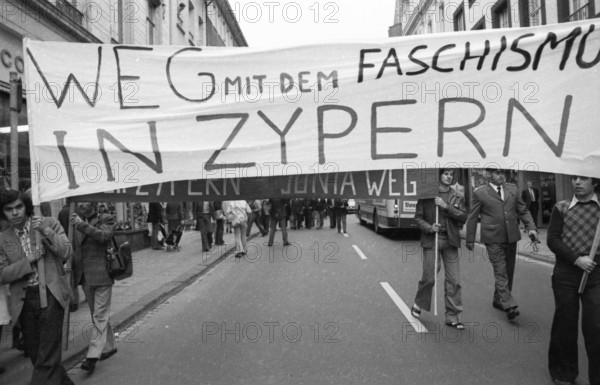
2,233,256,383
63,234,256,369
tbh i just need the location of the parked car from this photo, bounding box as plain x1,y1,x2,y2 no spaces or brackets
347,199,356,213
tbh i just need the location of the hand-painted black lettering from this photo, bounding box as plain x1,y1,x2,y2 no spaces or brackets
166,47,216,102
26,46,102,108
491,36,507,71
438,98,486,158
432,44,456,72
317,105,357,164
98,121,163,181
53,131,80,189
197,114,255,171
507,33,534,71
371,100,418,160
376,48,402,79
504,96,570,157
533,27,582,70
460,40,491,71
113,46,158,109
258,108,303,164
406,45,429,76
358,49,381,83
576,24,600,69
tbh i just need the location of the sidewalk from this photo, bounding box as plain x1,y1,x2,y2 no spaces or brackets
0,228,258,384
460,224,555,264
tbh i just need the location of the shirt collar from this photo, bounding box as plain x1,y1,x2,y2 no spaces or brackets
14,218,31,236
568,193,600,210
489,182,503,191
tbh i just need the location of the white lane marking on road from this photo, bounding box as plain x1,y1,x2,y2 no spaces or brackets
352,245,367,260
380,282,428,333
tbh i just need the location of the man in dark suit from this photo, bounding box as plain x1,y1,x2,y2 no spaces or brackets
521,180,540,226
0,189,74,384
466,167,538,320
268,199,290,247
71,202,118,373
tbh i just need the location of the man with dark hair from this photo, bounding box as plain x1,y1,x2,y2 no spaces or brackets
466,167,538,320
411,169,467,329
71,202,118,374
0,189,74,384
547,175,600,385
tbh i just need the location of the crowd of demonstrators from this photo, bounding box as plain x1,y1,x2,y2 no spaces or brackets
411,169,467,330
0,189,74,384
71,202,118,374
547,176,599,385
466,167,538,321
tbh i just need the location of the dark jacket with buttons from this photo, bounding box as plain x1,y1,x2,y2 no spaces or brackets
73,213,116,287
415,188,467,249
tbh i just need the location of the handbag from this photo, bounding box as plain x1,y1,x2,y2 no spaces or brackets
106,237,133,280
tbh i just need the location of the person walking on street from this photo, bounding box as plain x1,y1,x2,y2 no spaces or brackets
194,200,214,252
547,175,600,385
165,202,184,235
223,200,252,258
0,189,74,384
327,198,337,229
71,202,118,374
148,202,165,250
268,199,290,247
466,167,538,320
411,169,467,329
246,199,268,237
335,199,349,234
213,200,225,246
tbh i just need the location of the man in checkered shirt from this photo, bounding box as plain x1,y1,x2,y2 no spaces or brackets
547,175,600,385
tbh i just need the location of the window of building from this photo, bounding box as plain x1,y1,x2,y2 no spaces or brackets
569,0,589,20
520,0,545,26
439,2,445,32
147,17,155,44
492,0,511,28
453,3,465,31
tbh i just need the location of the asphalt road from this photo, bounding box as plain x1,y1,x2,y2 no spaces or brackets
67,216,589,385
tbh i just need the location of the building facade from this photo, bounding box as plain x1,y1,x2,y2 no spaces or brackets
389,0,599,226
1,0,246,227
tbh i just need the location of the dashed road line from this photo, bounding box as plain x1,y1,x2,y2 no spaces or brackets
352,245,367,260
380,282,428,333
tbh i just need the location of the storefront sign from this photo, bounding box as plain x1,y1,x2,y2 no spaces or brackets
24,20,600,203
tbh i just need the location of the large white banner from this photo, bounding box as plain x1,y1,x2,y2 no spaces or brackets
25,20,600,203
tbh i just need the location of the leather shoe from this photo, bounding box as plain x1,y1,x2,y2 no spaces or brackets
69,303,78,313
492,302,503,310
99,348,117,361
506,308,520,320
81,358,97,373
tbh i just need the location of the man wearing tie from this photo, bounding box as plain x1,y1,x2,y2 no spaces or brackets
466,167,538,320
522,180,540,226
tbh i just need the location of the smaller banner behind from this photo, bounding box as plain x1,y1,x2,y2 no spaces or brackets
73,169,441,202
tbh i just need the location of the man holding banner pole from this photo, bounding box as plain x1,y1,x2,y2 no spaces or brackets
466,167,538,321
546,175,599,385
411,169,467,329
